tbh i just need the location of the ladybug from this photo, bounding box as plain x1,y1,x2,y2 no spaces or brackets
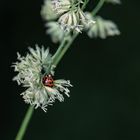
42,74,54,87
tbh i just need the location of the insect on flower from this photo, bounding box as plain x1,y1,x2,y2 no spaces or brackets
42,74,54,87
12,46,73,112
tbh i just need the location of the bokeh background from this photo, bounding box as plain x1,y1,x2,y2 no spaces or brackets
1,0,140,140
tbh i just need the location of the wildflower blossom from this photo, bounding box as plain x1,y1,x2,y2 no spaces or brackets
50,0,94,32
46,22,66,43
41,0,58,21
58,8,95,32
52,0,71,15
58,11,81,32
85,14,120,39
12,45,72,112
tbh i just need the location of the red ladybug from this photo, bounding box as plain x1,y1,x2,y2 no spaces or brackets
42,74,54,87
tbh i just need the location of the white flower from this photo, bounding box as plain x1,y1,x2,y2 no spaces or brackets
41,0,58,21
52,0,72,15
106,0,121,4
58,9,95,33
12,45,72,112
85,15,120,39
46,22,67,43
77,9,96,28
84,12,96,28
58,11,81,32
41,0,93,33
49,0,91,33
46,21,72,43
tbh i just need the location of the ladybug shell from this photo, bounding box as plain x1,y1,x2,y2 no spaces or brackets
42,75,54,87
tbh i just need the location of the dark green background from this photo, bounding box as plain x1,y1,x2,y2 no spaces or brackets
1,0,140,140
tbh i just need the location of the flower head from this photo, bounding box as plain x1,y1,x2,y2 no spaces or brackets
85,14,120,39
12,45,72,112
41,0,58,21
55,0,95,33
52,0,72,15
58,8,95,33
58,10,82,32
41,0,94,33
46,22,66,43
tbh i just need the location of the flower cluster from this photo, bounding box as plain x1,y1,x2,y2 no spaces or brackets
12,45,72,112
41,0,58,20
46,22,67,43
41,0,122,43
41,0,95,36
46,21,72,43
52,0,72,15
52,0,95,32
85,13,120,39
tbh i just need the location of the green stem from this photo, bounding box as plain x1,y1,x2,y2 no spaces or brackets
15,106,34,140
52,37,67,66
92,0,106,15
52,33,78,66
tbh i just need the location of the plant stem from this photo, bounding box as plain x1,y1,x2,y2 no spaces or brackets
52,37,67,66
92,0,105,15
15,106,34,140
52,33,78,66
